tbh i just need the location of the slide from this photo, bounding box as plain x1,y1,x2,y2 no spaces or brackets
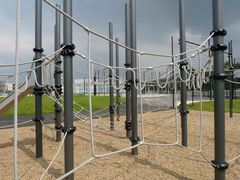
0,71,35,115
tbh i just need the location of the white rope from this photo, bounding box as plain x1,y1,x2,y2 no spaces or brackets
40,132,67,180
13,0,21,179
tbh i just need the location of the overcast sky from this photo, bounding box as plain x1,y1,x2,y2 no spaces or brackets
0,0,240,80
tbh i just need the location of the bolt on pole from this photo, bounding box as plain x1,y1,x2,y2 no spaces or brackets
34,0,43,158
130,0,138,155
54,4,62,142
179,0,188,147
109,22,114,131
62,0,75,179
211,0,228,179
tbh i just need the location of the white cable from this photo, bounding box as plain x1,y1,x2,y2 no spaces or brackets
13,0,21,179
40,132,67,180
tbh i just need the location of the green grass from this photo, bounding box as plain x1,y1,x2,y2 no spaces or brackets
1,95,125,116
187,99,240,113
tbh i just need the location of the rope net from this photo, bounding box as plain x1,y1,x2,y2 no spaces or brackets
1,0,240,179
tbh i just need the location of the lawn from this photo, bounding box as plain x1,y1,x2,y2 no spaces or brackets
187,99,240,113
1,95,125,116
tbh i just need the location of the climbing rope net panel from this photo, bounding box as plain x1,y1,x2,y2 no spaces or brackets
1,0,240,179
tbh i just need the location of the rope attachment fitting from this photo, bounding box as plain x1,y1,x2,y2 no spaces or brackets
61,43,75,56
211,160,228,170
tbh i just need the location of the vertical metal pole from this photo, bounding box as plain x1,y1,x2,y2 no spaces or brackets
109,22,114,130
83,77,86,95
211,0,228,179
94,71,97,96
179,0,188,147
130,0,138,155
63,0,75,179
125,3,132,138
171,36,175,108
54,4,62,142
34,0,43,158
229,40,233,118
115,38,120,121
97,70,100,95
209,39,213,100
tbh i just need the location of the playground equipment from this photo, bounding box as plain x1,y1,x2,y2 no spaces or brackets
2,0,240,179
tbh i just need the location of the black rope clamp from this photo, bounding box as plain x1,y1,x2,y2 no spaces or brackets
179,61,188,68
61,43,75,56
211,160,228,170
109,105,115,114
125,121,132,131
32,116,44,122
124,83,131,90
210,29,227,37
54,105,62,112
124,63,131,68
213,73,227,80
62,126,76,134
179,109,189,115
55,124,63,131
33,47,44,53
33,57,43,63
210,44,227,51
129,136,141,143
55,59,62,64
33,86,44,95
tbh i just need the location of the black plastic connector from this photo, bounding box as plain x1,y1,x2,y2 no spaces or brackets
61,43,75,56
55,59,62,64
109,105,115,114
54,104,62,112
210,44,227,51
62,126,76,134
55,125,63,131
33,86,44,95
179,109,189,115
33,47,44,53
213,73,227,80
33,57,43,63
129,136,141,143
125,121,132,131
179,61,188,68
32,116,44,122
124,63,131,68
210,29,227,37
211,160,228,170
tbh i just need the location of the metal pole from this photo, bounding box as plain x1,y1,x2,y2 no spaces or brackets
125,3,132,138
211,0,228,179
62,0,75,179
171,36,175,108
83,77,86,95
229,40,233,118
179,0,188,147
109,22,114,130
94,71,97,96
97,70,100,95
130,0,138,155
54,4,62,142
208,39,213,100
115,38,120,121
34,0,43,158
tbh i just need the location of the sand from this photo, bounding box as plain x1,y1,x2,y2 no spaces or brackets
1,110,240,179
